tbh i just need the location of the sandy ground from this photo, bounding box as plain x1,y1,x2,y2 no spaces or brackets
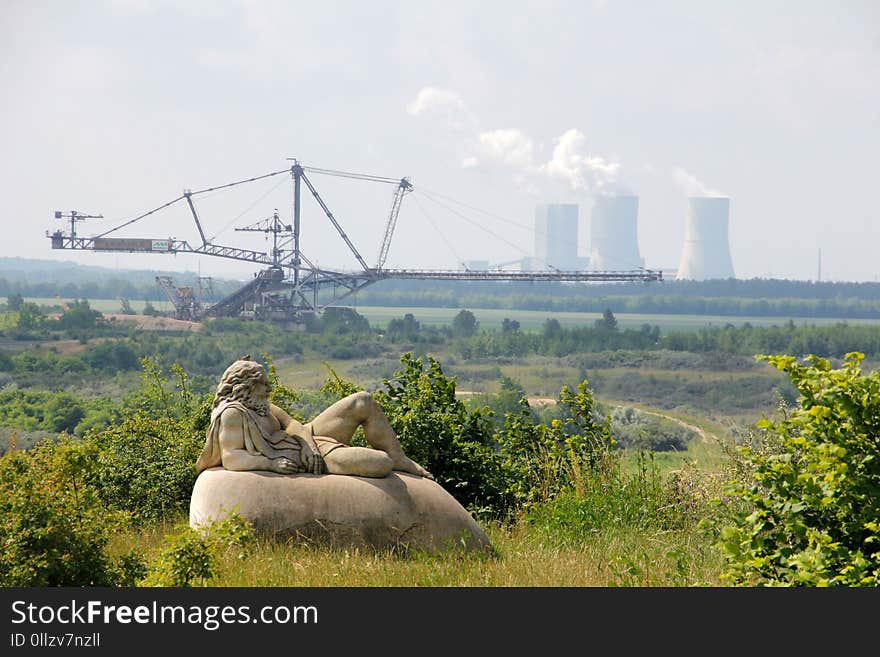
103,313,203,331
0,314,202,356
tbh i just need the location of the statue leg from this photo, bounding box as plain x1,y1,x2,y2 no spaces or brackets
322,446,392,478
308,392,433,478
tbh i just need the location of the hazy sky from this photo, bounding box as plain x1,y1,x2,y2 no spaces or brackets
2,0,878,282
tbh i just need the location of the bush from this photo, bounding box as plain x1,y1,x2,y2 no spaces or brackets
716,352,880,586
142,513,254,587
525,451,724,544
0,437,145,586
83,358,211,522
84,414,204,522
496,380,617,511
373,353,507,518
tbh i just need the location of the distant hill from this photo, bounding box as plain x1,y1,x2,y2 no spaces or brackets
0,257,243,301
0,257,211,284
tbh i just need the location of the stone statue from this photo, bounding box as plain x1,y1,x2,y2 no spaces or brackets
196,356,433,480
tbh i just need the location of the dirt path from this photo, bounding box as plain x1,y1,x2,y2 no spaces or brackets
608,403,720,444
454,391,719,441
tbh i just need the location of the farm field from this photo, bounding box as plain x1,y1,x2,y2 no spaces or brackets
26,297,168,314
348,305,880,332
23,297,880,333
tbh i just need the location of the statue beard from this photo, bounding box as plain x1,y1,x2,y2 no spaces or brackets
243,390,270,416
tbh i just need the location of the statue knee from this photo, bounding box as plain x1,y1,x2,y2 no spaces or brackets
348,390,378,415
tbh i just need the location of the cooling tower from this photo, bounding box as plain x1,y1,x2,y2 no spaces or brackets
589,195,643,270
534,203,581,270
676,197,735,280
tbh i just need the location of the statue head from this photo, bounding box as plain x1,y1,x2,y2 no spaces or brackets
213,355,270,415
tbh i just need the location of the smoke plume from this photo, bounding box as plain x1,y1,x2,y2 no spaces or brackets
673,167,726,197
406,87,630,198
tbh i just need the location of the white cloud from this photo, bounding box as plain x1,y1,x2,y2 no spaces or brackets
406,87,466,116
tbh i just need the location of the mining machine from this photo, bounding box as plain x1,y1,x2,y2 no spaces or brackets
46,161,662,325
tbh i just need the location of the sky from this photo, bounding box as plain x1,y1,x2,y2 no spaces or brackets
2,0,878,282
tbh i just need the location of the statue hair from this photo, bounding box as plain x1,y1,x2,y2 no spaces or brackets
213,358,269,413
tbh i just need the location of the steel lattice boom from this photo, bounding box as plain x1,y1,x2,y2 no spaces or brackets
46,161,663,324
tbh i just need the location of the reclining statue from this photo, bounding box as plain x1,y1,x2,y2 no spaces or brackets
196,356,433,480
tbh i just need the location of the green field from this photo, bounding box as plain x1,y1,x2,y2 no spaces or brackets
350,305,880,332
26,297,171,314
26,297,880,333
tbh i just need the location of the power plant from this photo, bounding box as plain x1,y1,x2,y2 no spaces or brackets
528,193,735,280
676,196,735,280
533,204,586,270
588,195,644,271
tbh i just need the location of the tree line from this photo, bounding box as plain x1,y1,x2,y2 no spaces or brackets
4,304,880,393
357,287,880,318
5,266,880,318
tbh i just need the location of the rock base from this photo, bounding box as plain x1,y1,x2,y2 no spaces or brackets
190,468,492,554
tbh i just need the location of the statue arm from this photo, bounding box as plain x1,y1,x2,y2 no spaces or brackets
271,403,320,452
218,408,296,474
269,402,297,431
270,403,324,475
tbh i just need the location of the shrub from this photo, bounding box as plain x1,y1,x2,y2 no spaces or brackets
609,407,693,452
497,380,617,511
373,353,508,519
0,437,145,586
716,352,880,586
141,512,254,587
84,414,204,522
83,358,210,522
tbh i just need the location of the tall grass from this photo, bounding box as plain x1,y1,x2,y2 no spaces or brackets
111,516,723,587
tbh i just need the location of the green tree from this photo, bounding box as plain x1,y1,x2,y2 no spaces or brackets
496,379,616,511
318,307,371,334
6,293,23,311
387,313,421,340
482,376,533,429
16,302,45,330
716,352,880,586
595,308,619,331
541,317,562,339
452,309,479,337
83,358,211,522
57,299,102,330
501,318,521,333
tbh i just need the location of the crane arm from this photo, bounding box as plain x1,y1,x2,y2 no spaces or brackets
184,192,208,246
375,178,413,270
299,171,371,272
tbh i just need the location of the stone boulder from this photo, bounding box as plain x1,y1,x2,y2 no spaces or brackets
190,468,492,554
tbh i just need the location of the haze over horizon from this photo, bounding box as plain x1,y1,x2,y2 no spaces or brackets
2,1,878,282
